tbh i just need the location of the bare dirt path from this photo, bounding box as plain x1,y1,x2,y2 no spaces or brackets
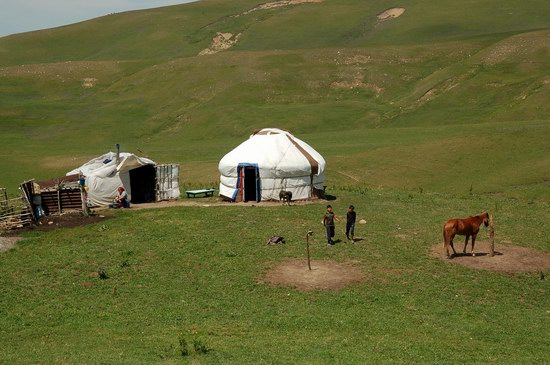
128,198,326,210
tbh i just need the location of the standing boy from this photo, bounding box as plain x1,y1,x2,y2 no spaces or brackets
346,205,356,241
323,205,339,245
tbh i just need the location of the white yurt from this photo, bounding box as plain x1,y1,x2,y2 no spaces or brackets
218,128,326,202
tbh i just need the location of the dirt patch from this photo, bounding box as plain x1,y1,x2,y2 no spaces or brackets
0,236,20,252
377,7,405,22
343,55,371,65
37,213,108,231
82,78,97,88
237,0,323,16
198,32,242,56
2,212,109,235
331,79,384,94
480,30,550,65
430,241,550,273
262,258,365,291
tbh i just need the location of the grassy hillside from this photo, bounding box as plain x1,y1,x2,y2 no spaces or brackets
0,0,549,200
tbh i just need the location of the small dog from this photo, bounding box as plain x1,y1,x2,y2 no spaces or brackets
279,190,292,206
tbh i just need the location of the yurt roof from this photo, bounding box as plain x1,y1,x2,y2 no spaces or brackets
219,128,325,177
67,152,156,178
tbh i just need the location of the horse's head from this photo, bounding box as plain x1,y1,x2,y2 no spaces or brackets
482,212,490,227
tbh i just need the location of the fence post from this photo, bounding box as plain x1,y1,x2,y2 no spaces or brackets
306,231,313,270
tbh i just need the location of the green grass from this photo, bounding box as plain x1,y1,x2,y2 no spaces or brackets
1,189,548,364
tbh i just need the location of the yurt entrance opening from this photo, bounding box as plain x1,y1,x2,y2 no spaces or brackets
129,165,156,203
240,164,260,202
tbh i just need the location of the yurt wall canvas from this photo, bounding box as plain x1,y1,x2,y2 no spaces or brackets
218,128,326,202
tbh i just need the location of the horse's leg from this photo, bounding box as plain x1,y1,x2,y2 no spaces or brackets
443,227,450,258
471,234,477,256
444,239,450,258
463,235,470,254
449,235,457,257
443,229,451,258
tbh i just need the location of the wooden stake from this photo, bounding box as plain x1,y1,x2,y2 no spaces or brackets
80,186,89,217
489,213,495,257
56,180,62,214
306,231,313,270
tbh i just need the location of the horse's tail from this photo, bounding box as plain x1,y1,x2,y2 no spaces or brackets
442,220,456,257
442,220,455,244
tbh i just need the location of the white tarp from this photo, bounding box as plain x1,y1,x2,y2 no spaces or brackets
155,164,181,202
67,152,156,206
218,128,326,201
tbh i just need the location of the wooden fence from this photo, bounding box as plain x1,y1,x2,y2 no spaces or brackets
0,188,34,231
36,175,83,215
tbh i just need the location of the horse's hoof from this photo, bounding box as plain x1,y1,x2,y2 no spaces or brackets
472,253,476,257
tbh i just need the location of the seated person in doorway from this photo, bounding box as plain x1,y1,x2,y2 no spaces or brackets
110,186,130,208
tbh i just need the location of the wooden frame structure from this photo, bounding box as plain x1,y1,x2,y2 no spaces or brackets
0,187,34,231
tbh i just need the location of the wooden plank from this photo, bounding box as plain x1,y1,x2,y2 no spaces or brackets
19,180,37,224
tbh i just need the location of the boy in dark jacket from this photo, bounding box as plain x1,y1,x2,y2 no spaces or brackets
323,205,339,245
346,205,356,241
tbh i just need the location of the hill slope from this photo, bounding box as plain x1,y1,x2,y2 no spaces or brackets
0,0,549,199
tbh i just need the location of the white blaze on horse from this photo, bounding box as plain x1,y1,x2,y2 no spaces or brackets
443,212,489,258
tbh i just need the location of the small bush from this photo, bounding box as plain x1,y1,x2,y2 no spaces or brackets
158,344,174,359
98,269,109,280
193,339,211,354
178,336,189,357
119,260,130,268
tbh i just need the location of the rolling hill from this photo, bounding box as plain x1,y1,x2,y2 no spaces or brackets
0,0,549,199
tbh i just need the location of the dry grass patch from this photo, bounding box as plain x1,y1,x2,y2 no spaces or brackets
261,258,365,291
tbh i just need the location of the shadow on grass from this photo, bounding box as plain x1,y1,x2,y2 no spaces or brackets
451,251,503,258
328,239,342,246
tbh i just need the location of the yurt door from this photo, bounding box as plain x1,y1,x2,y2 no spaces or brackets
241,165,260,202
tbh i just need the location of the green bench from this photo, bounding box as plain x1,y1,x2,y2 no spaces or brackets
185,189,215,198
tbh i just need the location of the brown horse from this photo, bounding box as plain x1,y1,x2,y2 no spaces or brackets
443,212,489,258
